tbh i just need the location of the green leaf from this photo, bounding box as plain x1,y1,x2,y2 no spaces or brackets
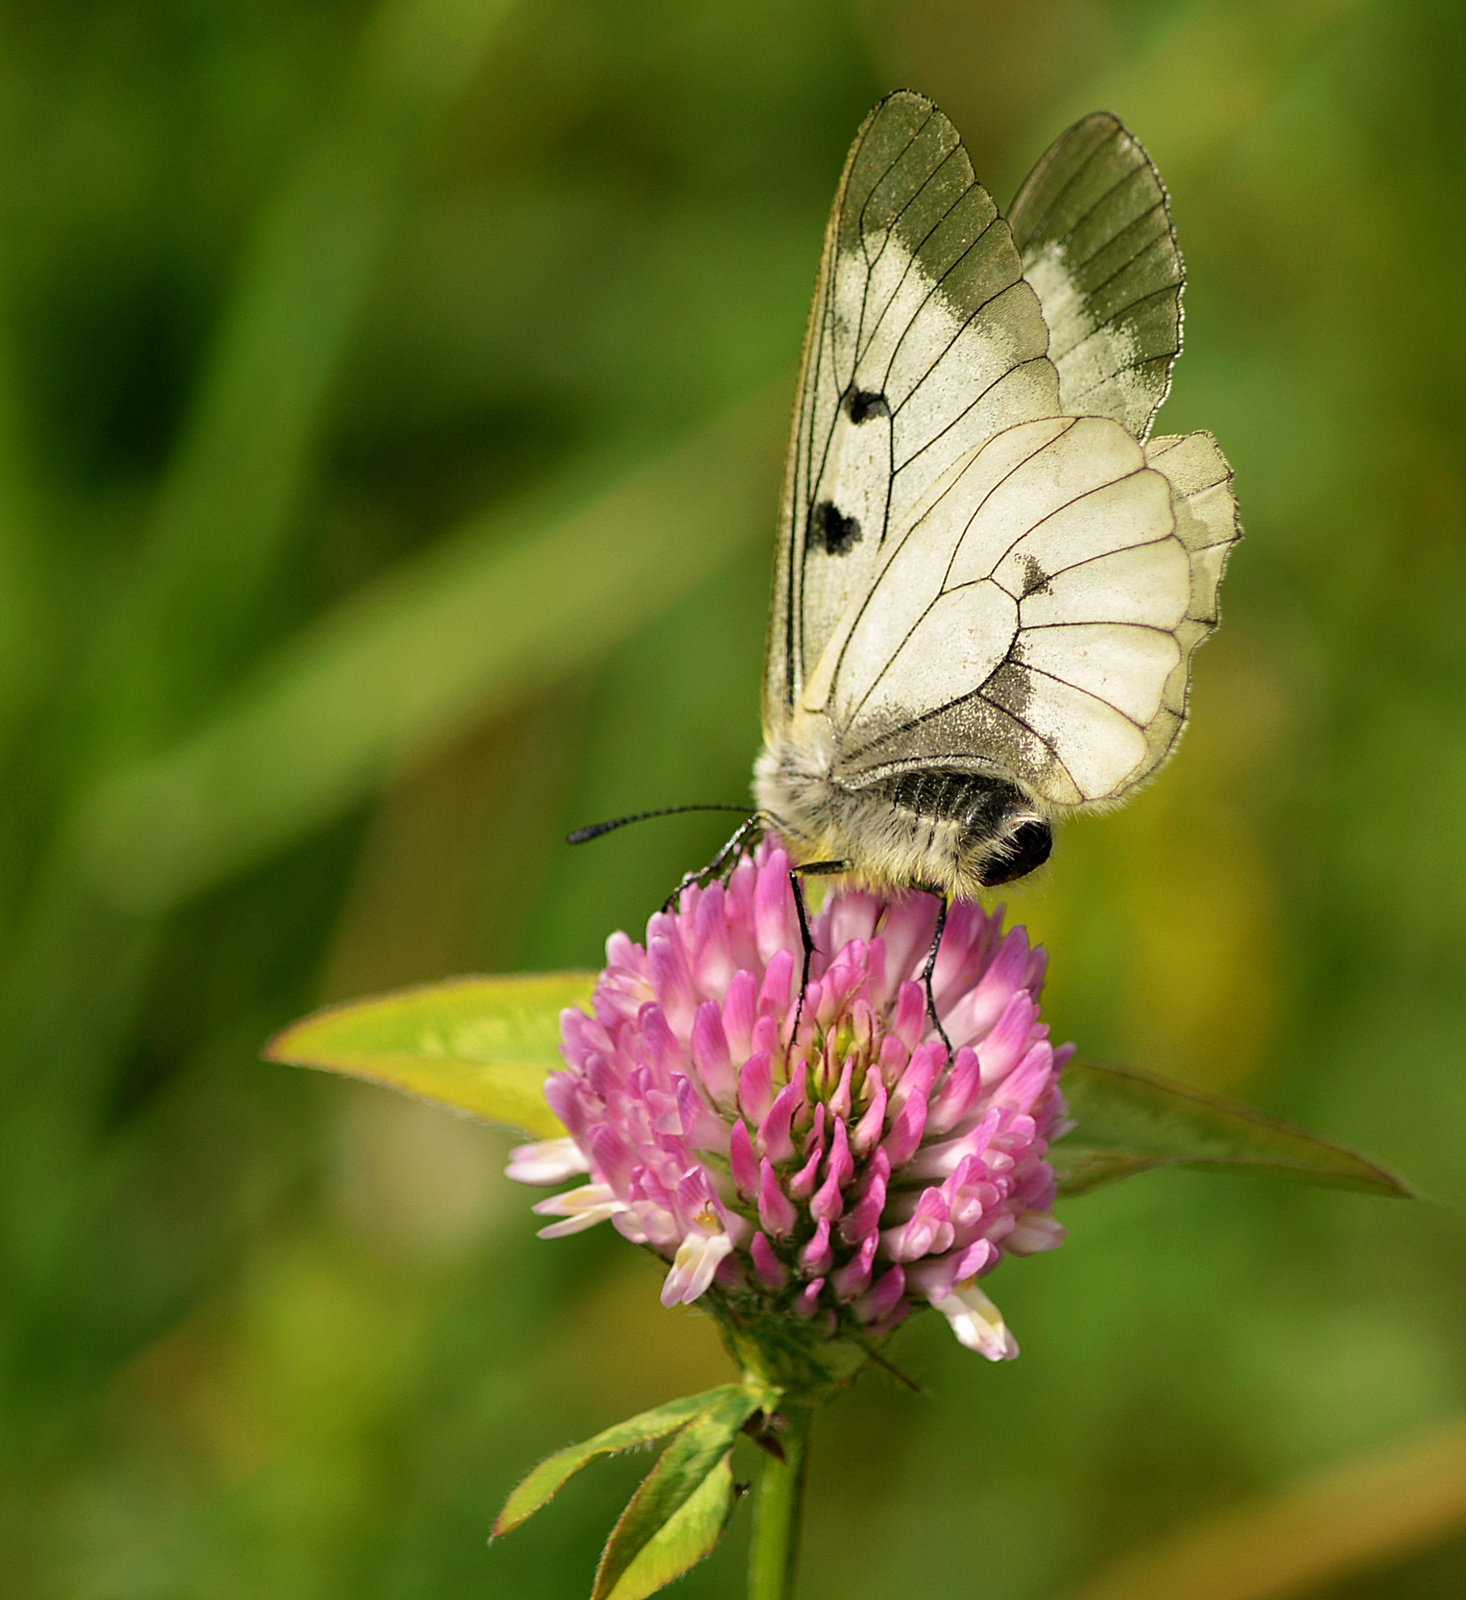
265,971,596,1137
1054,1058,1416,1199
493,1388,741,1539
593,1388,759,1600
600,1454,739,1600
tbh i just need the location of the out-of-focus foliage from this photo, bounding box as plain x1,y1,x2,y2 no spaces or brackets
0,2,1463,1597
1071,1415,1466,1600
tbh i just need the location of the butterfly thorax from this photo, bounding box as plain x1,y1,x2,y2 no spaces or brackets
753,722,1053,897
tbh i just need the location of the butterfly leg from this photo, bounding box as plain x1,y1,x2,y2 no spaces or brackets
661,812,769,913
786,859,851,1041
918,893,953,1054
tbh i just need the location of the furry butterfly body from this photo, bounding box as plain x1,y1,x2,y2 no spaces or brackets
753,93,1240,896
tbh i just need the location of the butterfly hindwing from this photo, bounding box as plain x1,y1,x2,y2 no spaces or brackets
809,410,1239,811
1138,429,1241,768
766,91,1061,732
1008,112,1183,441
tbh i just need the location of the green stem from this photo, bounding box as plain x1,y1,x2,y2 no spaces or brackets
747,1405,812,1600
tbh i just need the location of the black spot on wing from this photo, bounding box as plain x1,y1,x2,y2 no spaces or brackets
1018,554,1050,598
809,500,862,556
847,388,890,423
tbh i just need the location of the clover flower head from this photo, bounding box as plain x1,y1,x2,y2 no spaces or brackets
508,840,1070,1360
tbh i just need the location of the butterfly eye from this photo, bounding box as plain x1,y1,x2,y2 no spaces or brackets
980,819,1052,887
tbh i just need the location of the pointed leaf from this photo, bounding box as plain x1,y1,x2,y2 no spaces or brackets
265,971,596,1137
493,1388,740,1539
1054,1059,1415,1199
599,1454,739,1600
592,1388,759,1600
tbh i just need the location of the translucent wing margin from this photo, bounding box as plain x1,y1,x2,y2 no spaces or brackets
1139,428,1241,765
764,90,1061,733
1009,112,1182,440
817,418,1238,809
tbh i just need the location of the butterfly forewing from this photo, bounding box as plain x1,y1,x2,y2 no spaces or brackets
1008,112,1183,441
767,90,1061,731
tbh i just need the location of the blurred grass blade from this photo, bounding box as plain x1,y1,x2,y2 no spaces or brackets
76,390,785,912
0,256,46,752
493,1387,742,1539
1070,1415,1466,1600
1053,1059,1415,1198
1060,0,1371,190
264,971,595,1136
592,1388,758,1600
100,0,516,743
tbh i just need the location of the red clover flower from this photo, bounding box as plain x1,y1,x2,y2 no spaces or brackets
509,841,1069,1363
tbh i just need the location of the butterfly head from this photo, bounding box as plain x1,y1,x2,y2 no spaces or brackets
978,815,1052,886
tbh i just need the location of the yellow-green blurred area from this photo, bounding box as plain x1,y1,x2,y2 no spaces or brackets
2,0,1465,1596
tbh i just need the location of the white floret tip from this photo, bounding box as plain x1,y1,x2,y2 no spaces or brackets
1007,1210,1066,1253
531,1182,626,1238
661,1229,735,1307
931,1280,1019,1361
506,1137,591,1185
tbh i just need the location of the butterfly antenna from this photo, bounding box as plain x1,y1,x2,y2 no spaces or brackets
567,804,753,846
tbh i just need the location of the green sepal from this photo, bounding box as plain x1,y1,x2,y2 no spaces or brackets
264,971,595,1137
1054,1058,1415,1199
592,1387,760,1600
492,1387,742,1539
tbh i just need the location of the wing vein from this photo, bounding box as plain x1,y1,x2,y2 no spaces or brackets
1019,663,1147,729
1017,125,1120,253
977,462,1156,589
1019,619,1175,637
856,109,932,261
1063,197,1169,277
891,352,1049,477
1041,160,1146,256
886,250,1016,421
860,160,988,378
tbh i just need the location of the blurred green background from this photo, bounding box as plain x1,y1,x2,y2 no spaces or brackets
1,0,1465,1595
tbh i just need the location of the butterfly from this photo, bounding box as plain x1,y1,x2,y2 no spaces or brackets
752,91,1240,900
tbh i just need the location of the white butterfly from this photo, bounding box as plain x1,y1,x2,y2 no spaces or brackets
753,92,1240,897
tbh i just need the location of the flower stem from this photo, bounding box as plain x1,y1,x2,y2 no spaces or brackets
747,1405,812,1600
